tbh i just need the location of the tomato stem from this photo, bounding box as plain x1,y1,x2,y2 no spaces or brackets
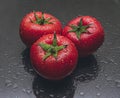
30,11,52,25
39,33,67,60
69,19,89,39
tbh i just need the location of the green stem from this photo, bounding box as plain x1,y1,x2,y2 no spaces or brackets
38,33,67,60
69,18,89,39
30,11,52,25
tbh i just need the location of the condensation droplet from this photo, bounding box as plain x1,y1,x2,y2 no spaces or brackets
5,79,12,87
19,64,24,68
95,85,100,89
116,84,120,88
13,83,18,89
26,89,32,94
100,60,108,64
16,72,21,75
115,79,120,88
70,60,73,63
35,90,39,95
61,59,64,64
115,79,120,83
22,88,26,93
8,70,11,74
48,35,52,39
63,48,68,52
49,94,54,97
22,88,32,94
104,74,108,77
40,89,44,92
13,76,18,80
96,93,101,96
62,96,66,98
106,76,112,81
16,96,20,98
80,92,84,96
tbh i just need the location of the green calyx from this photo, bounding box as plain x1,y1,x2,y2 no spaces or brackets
69,19,89,39
38,33,67,60
30,11,52,25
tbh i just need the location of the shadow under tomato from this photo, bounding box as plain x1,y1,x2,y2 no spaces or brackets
21,48,99,98
21,48,37,76
33,75,75,98
71,55,99,82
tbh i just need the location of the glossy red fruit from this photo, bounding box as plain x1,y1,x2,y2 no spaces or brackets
62,16,104,57
30,34,78,80
19,11,62,47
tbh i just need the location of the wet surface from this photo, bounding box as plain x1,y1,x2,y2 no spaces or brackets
0,0,120,98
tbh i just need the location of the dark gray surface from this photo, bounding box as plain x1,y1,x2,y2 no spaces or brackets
0,0,120,98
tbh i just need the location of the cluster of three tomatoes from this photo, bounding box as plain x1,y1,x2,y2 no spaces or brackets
19,11,104,80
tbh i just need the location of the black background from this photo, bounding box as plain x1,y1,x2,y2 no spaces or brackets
0,0,120,98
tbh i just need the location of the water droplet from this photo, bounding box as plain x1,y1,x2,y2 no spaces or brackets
86,73,93,77
19,64,24,68
16,96,20,98
116,84,120,88
22,88,26,93
12,75,18,80
115,79,120,88
100,60,108,64
96,93,101,96
96,85,100,89
80,92,84,96
48,35,52,39
8,70,11,73
6,83,12,87
22,88,32,94
29,69,34,73
115,79,120,83
62,96,66,98
4,53,9,56
35,90,39,95
5,79,12,87
63,48,68,52
104,74,108,77
13,62,18,66
61,59,64,63
40,89,44,92
16,72,21,75
13,83,18,89
26,89,32,94
49,94,54,97
106,76,112,81
70,60,73,63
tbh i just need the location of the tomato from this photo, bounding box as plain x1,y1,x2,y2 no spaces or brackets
19,11,62,47
62,16,104,57
30,33,78,80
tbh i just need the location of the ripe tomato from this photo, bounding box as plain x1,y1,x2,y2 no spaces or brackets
30,34,78,80
62,16,104,57
19,11,62,47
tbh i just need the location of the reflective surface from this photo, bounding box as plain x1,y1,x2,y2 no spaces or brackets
0,0,120,98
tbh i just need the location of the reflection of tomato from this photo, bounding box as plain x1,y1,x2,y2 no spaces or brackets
19,11,62,47
30,34,78,80
62,16,104,57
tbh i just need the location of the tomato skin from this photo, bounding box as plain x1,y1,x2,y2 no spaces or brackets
19,11,62,47
62,16,104,57
30,34,78,80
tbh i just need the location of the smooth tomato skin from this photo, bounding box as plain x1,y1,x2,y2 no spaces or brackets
30,34,78,80
62,16,104,57
19,11,62,47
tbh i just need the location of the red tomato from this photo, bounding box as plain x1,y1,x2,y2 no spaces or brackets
19,11,62,47
30,34,78,80
62,16,104,57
